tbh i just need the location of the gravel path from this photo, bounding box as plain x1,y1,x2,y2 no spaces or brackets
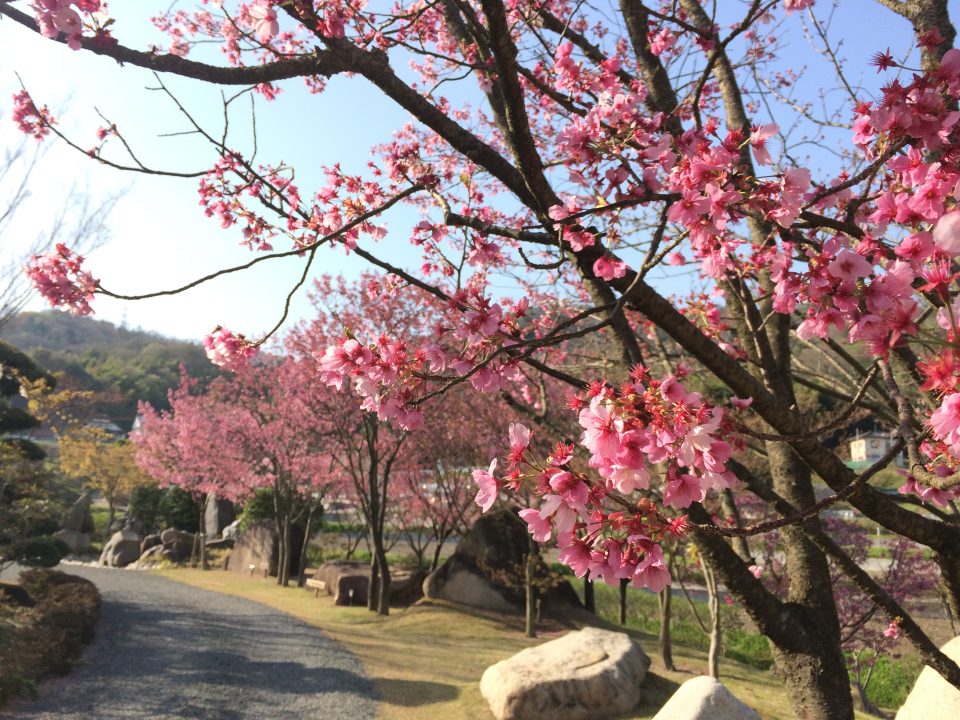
5,566,376,720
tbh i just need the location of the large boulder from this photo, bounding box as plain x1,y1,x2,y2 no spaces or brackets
226,522,304,578
896,636,960,720
312,562,426,606
98,528,142,568
204,537,235,551
651,676,760,720
53,528,91,555
60,494,94,534
424,509,581,614
480,627,649,720
222,519,242,541
160,528,195,562
132,544,166,569
315,561,369,604
390,568,427,606
204,494,236,537
140,534,162,555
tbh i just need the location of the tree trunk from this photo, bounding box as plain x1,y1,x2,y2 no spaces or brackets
430,537,445,573
280,518,292,587
199,493,209,571
700,554,721,678
297,504,317,588
619,578,628,625
278,518,291,586
106,500,115,539
692,514,856,720
523,549,537,637
583,576,595,613
375,540,391,616
935,551,960,630
368,553,379,612
658,585,675,671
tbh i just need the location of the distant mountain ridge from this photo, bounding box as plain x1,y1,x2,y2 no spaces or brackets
0,311,219,430
1,311,180,354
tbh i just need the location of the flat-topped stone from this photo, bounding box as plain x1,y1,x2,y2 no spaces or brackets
480,627,649,720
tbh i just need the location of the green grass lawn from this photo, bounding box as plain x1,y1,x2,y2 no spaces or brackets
157,568,881,720
90,506,110,539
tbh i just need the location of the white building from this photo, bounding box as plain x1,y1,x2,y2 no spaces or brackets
849,432,901,465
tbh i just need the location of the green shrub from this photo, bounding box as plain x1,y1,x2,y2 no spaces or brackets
129,484,164,533
239,488,275,530
157,487,199,532
4,537,69,568
863,655,923,709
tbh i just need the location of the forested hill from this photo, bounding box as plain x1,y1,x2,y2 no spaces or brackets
0,311,219,430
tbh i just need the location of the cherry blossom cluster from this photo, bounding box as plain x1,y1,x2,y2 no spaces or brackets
203,326,258,371
31,0,106,50
474,367,738,590
25,243,98,316
316,289,531,430
11,90,55,141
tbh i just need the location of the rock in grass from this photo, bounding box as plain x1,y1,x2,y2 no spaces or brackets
651,676,760,720
480,627,649,720
896,636,960,720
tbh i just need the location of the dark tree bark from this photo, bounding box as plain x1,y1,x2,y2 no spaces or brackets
658,585,675,672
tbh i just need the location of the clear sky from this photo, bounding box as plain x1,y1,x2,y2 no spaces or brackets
0,1,955,342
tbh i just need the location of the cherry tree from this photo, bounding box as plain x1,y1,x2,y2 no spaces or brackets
395,384,521,571
134,360,340,583
286,273,446,614
133,373,253,568
11,0,960,714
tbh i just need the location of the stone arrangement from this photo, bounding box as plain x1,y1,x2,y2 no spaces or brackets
480,627,650,720
424,508,580,614
309,560,426,606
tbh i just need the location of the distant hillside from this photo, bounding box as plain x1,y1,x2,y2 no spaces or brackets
0,311,219,430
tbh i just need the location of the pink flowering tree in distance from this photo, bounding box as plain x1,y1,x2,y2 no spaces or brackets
135,360,342,585
11,0,960,713
132,373,255,569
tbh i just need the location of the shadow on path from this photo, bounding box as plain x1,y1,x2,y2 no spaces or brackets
6,567,376,720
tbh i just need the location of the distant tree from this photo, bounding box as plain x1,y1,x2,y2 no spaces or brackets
134,360,341,582
59,430,147,535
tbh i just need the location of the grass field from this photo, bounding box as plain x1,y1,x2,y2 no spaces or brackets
157,568,881,719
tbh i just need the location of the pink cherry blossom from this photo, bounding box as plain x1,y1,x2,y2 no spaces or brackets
473,459,498,513
248,1,279,43
593,254,627,280
518,507,552,542
933,210,960,256
749,123,778,166
25,243,98,315
203,326,258,372
11,90,55,140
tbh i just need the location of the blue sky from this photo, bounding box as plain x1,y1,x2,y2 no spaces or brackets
0,1,955,341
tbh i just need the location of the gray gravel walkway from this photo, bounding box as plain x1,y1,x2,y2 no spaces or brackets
4,566,376,720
